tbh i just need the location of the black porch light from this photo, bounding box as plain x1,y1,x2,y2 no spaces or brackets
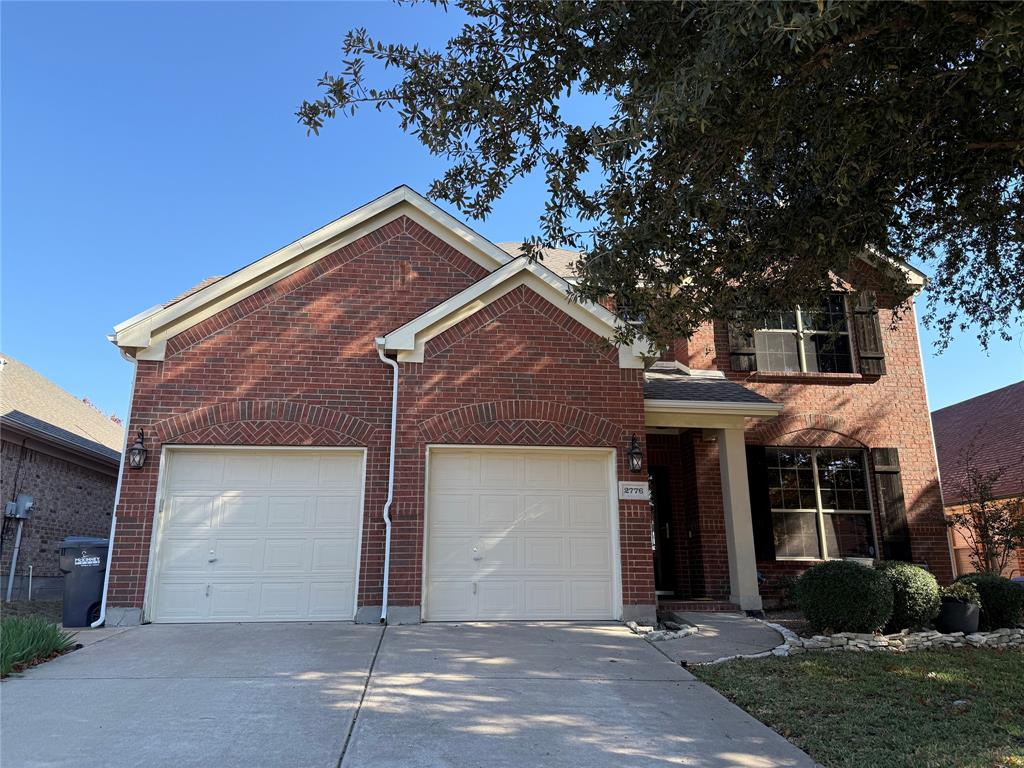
127,428,148,469
627,433,644,472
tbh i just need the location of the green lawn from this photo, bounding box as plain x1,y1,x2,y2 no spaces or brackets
694,649,1024,768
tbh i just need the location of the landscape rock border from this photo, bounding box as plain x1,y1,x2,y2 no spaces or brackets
767,625,1023,657
626,620,699,642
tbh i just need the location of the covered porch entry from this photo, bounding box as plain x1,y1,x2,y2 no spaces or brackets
643,363,783,612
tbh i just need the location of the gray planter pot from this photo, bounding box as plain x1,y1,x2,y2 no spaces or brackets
936,598,980,634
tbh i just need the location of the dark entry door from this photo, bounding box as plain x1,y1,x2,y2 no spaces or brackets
649,467,676,594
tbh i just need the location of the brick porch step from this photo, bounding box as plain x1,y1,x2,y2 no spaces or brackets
657,599,741,613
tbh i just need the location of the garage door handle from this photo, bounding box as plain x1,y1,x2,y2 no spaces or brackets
472,555,482,561
208,557,218,563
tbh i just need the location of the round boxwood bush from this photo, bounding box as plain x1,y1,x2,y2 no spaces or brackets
877,561,941,631
955,573,1024,630
794,560,893,633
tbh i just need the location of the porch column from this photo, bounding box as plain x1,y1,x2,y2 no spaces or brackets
716,427,763,612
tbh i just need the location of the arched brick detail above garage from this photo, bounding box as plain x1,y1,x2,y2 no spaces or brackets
748,413,867,449
156,399,378,446
417,400,623,446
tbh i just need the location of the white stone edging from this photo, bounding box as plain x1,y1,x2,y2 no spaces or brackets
767,626,1023,657
625,620,699,643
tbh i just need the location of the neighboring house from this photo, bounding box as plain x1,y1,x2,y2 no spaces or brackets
102,186,952,626
0,354,124,599
932,381,1024,579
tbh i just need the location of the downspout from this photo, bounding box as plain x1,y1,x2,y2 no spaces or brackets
91,349,138,628
375,338,398,624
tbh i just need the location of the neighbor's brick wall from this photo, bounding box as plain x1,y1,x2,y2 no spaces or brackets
946,497,1024,579
672,265,954,596
0,439,116,579
108,216,653,612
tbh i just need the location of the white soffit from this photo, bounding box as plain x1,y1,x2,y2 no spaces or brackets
112,186,513,357
382,257,650,368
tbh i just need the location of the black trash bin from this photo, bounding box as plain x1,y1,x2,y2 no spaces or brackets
59,536,109,627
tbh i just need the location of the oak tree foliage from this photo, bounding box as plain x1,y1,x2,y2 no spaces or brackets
298,1,1024,350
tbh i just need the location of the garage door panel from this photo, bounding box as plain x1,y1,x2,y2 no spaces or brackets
217,495,268,529
314,496,359,528
521,495,565,529
430,494,474,526
267,497,313,528
425,448,617,621
153,449,363,623
166,496,216,529
208,583,257,619
212,538,264,573
223,455,271,488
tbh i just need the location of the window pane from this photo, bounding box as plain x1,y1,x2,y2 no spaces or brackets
802,295,849,333
824,513,875,558
816,449,869,510
806,332,853,373
773,512,821,559
754,331,800,372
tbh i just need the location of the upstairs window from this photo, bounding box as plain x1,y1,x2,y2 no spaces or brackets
765,447,876,561
753,296,853,374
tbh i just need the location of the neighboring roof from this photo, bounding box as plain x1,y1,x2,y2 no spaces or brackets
497,242,581,281
380,256,651,369
0,353,123,463
112,186,514,359
644,364,781,412
932,380,1024,504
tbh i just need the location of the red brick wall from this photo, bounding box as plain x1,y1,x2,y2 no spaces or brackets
108,216,652,613
674,268,953,594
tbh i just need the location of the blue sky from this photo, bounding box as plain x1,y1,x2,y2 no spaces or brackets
3,1,1021,418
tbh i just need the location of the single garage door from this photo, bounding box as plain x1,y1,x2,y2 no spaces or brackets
150,448,363,622
425,447,618,621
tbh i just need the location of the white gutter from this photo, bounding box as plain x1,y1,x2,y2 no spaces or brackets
375,337,398,624
644,398,784,417
92,349,138,628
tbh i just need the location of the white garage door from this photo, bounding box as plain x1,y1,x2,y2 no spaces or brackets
425,448,618,621
150,449,363,623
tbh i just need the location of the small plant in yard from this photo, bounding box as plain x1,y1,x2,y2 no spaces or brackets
878,561,942,631
955,573,1024,631
1,616,76,677
794,560,893,634
942,581,982,606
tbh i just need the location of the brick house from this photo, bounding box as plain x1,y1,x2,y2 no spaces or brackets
932,381,1024,579
100,186,953,626
1,354,124,600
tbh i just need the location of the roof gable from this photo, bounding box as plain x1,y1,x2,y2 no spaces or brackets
112,187,512,359
380,257,650,368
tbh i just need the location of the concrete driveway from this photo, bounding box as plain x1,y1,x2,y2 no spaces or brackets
1,622,815,768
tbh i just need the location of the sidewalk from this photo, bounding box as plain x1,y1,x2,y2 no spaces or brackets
655,612,783,665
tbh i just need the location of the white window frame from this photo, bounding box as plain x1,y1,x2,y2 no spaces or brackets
754,296,853,373
768,447,877,562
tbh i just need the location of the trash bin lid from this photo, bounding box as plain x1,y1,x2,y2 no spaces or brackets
61,535,109,548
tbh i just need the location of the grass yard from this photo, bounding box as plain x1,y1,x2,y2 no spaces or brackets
694,648,1024,768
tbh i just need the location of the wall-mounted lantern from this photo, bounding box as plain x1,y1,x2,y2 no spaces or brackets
127,428,148,469
627,433,644,473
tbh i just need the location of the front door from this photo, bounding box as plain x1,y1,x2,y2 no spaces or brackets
649,467,676,595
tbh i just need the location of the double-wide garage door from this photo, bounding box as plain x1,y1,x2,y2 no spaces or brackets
150,449,363,623
425,448,619,621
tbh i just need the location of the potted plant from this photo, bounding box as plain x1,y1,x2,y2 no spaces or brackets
936,581,982,634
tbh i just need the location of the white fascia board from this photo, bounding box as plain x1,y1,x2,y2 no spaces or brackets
859,247,927,289
111,186,512,355
644,398,784,418
384,258,649,368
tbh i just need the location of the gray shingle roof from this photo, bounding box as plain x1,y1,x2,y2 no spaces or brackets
497,242,581,280
0,354,123,463
644,368,778,405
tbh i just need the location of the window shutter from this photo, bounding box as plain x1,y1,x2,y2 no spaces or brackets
871,447,911,561
727,322,757,372
852,291,886,375
746,445,775,561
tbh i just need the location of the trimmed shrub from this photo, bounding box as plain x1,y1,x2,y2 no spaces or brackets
956,573,1024,630
794,560,893,634
877,561,941,631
